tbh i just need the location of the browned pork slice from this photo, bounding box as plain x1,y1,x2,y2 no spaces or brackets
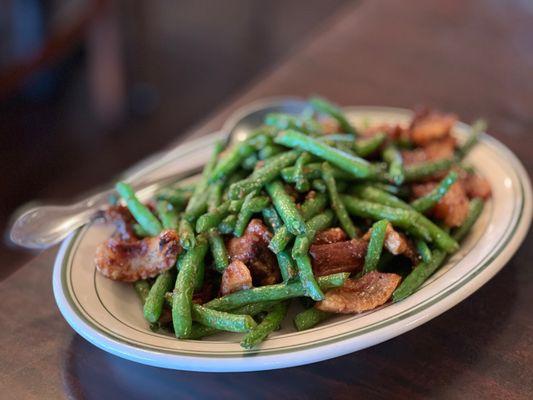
362,123,406,141
412,181,470,227
316,271,402,314
220,260,253,296
313,227,348,245
309,239,367,277
461,173,492,199
409,111,457,146
95,229,181,282
227,219,281,285
100,205,137,240
402,137,456,166
318,116,341,134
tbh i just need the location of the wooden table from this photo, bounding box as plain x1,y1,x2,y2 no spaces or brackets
1,0,532,398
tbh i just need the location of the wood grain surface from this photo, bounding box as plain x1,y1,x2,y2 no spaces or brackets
1,0,532,399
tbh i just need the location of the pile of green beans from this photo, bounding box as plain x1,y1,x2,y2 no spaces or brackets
108,96,488,347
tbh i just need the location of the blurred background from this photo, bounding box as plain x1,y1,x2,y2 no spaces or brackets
0,0,349,276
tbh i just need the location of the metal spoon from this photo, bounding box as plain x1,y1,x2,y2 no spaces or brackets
9,97,308,249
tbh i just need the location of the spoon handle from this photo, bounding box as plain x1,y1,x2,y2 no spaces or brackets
9,134,223,249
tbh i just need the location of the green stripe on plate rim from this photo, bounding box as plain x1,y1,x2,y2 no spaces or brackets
60,130,528,358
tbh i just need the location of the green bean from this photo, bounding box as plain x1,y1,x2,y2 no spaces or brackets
268,193,327,254
188,324,219,340
116,182,163,236
241,153,259,170
300,193,328,218
185,142,223,220
207,181,224,212
133,280,151,303
410,171,458,213
415,239,432,263
262,206,283,231
393,199,484,302
195,258,205,291
311,179,327,193
371,182,410,198
156,187,192,211
241,301,289,349
156,200,179,230
294,152,312,192
323,162,358,238
392,250,447,302
294,307,331,331
172,236,208,338
341,195,432,241
188,301,279,339
382,144,404,185
234,194,270,237
144,269,175,323
275,130,379,179
276,251,298,282
265,112,322,135
291,211,334,301
292,246,323,301
227,150,300,200
452,198,484,242
178,219,196,250
319,133,355,143
416,215,459,253
259,144,285,160
455,119,486,161
195,201,230,233
353,132,386,157
133,224,149,238
218,214,237,234
281,162,353,183
228,199,245,213
349,187,457,252
266,180,307,235
404,159,453,182
207,228,229,273
204,272,349,311
210,141,255,182
363,220,389,273
351,184,412,210
292,210,334,258
309,96,356,135
262,206,298,281
192,304,256,333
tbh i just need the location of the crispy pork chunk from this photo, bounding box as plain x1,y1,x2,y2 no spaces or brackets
409,111,457,146
412,181,470,227
220,260,253,296
309,239,368,276
461,173,491,199
101,205,137,240
316,271,401,314
95,229,181,282
318,116,341,134
313,227,348,245
227,219,281,286
363,123,406,141
402,137,456,166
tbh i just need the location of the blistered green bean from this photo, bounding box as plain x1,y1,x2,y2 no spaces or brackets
322,162,357,238
363,220,389,273
116,182,162,236
204,273,349,311
241,301,289,349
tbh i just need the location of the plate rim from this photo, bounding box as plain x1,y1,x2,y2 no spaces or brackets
53,106,532,372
